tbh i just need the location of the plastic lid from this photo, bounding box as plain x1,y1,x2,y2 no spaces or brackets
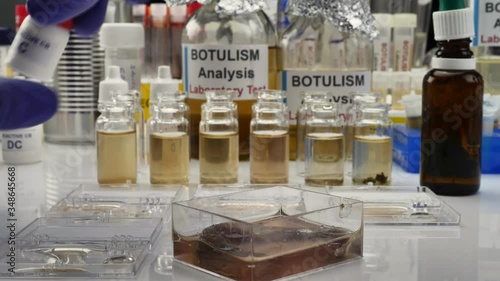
150,66,181,104
170,5,187,23
100,23,145,48
433,2,474,41
132,4,146,16
392,13,417,28
150,3,167,18
0,28,14,45
99,66,129,103
15,5,28,29
373,14,393,28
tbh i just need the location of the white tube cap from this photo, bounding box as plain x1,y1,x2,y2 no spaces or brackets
170,5,187,23
99,66,129,103
392,14,417,28
100,23,145,48
150,3,167,18
132,4,146,16
150,66,181,104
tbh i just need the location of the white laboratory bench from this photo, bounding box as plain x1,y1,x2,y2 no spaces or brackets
0,142,499,281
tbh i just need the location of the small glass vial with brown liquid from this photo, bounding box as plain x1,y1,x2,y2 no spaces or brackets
96,90,137,185
305,102,344,186
148,96,190,185
199,101,239,184
352,103,392,185
345,92,380,162
296,91,331,176
250,102,289,184
421,1,483,195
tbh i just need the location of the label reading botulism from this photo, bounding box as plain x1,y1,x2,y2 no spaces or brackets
281,70,372,123
183,44,269,100
474,0,500,46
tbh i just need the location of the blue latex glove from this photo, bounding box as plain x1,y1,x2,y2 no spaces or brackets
0,0,150,130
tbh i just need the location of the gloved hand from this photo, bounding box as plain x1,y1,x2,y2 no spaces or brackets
0,0,150,131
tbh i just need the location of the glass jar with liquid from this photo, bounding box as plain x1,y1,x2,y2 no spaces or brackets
305,102,344,186
148,97,189,185
96,92,137,185
250,102,289,184
183,0,278,160
199,101,239,184
352,103,392,185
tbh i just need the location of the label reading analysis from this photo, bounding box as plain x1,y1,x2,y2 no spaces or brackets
183,44,269,100
282,71,371,123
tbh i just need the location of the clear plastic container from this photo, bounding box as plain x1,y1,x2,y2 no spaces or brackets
250,102,289,184
352,103,393,185
173,185,363,281
199,100,239,184
305,102,344,186
183,0,277,160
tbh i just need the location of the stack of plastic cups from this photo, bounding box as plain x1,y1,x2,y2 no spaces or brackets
44,32,102,143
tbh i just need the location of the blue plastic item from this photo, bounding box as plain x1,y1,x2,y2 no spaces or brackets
392,125,500,174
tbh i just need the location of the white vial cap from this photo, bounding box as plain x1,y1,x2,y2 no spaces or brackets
99,66,129,103
373,14,393,28
392,14,417,28
433,7,474,41
6,16,70,81
150,66,181,104
170,5,187,23
132,4,146,16
100,23,145,48
150,4,167,18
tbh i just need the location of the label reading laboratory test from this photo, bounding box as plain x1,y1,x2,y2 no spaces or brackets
183,44,269,100
281,71,372,122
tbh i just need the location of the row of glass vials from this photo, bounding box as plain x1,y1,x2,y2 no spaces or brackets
96,67,392,186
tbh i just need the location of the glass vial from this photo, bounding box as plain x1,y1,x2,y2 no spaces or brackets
250,102,289,184
305,102,344,186
295,91,331,176
281,15,372,161
421,3,482,195
96,76,137,184
352,103,392,185
148,97,189,184
345,92,380,162
182,0,277,160
199,101,239,184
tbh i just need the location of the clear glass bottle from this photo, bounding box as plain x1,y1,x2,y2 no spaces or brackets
345,92,380,162
255,90,287,104
476,46,500,96
96,93,137,185
295,91,331,176
199,101,239,184
281,15,372,161
250,102,289,184
352,103,392,185
183,0,277,160
148,97,189,185
305,102,344,186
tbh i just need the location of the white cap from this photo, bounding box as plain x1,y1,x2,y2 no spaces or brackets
150,66,181,104
132,4,146,16
150,4,167,18
100,23,145,48
99,66,129,103
400,95,422,118
392,14,417,28
373,14,393,29
433,8,474,41
170,5,187,23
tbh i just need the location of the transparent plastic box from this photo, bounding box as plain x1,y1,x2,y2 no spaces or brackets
48,183,182,219
172,186,363,281
0,217,162,278
326,186,461,225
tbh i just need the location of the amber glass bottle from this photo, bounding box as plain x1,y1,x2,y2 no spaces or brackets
421,3,483,196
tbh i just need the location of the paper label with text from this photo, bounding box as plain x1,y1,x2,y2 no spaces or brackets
182,44,269,100
474,0,500,46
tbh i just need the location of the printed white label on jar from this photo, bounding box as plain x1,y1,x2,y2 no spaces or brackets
2,128,40,152
281,70,372,123
474,0,500,46
182,44,269,100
